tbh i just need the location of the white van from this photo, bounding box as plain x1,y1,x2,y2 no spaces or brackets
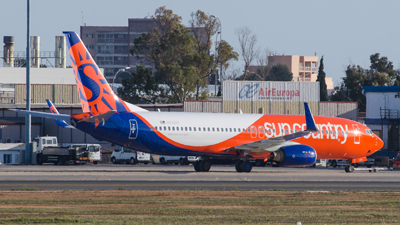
111,146,151,164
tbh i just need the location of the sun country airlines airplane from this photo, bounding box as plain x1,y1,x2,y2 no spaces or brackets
12,31,384,173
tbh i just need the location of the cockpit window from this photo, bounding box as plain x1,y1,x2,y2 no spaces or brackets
365,129,373,135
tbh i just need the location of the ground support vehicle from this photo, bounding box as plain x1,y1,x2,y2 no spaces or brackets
34,136,100,165
36,146,90,165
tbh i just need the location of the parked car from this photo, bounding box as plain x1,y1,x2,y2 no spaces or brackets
158,155,200,165
111,146,151,164
328,159,346,168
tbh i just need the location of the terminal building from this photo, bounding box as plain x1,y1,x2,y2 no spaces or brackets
363,86,400,151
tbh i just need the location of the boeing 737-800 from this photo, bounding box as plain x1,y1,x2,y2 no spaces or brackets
12,31,384,173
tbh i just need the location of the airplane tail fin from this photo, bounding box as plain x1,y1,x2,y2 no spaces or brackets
63,31,146,115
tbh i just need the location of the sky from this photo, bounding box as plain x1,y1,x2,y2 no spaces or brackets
1,0,400,86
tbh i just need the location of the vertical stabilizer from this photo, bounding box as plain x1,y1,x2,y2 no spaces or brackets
63,31,133,115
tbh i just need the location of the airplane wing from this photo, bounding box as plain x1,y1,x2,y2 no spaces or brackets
46,99,75,129
9,109,71,121
233,102,318,153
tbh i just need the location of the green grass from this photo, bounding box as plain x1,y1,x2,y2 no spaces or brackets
10,186,39,191
0,190,399,224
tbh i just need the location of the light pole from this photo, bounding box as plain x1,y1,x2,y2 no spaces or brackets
112,67,130,92
211,15,222,96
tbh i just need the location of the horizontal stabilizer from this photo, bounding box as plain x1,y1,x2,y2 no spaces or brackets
9,109,71,121
46,99,75,129
77,110,116,124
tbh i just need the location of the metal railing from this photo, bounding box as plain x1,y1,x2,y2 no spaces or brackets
380,108,400,119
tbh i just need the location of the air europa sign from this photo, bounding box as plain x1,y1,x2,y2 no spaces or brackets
239,84,300,100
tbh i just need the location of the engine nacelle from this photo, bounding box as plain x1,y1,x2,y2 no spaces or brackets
269,145,317,167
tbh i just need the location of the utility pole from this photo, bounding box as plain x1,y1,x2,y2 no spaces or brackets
25,0,31,164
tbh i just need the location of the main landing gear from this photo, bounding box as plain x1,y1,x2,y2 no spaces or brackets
235,160,252,173
193,158,211,172
344,165,355,173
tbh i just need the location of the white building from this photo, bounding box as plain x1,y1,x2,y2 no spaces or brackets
363,86,400,151
0,143,25,164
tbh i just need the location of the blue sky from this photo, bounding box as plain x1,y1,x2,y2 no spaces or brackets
1,0,399,86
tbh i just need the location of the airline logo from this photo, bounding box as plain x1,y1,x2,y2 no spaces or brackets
239,84,300,100
264,122,349,144
129,119,138,139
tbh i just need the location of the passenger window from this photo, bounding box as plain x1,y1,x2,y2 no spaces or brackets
189,127,192,131
247,128,250,133
185,127,188,131
221,128,223,132
234,128,236,132
168,127,171,131
212,128,215,132
216,128,219,132
172,127,175,131
230,128,232,132
203,127,206,131
164,126,166,131
208,128,210,131
194,127,196,131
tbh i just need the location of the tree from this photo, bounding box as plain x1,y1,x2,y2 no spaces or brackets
316,56,328,101
331,53,399,111
331,65,367,111
235,27,259,80
131,7,200,103
215,40,239,84
117,65,163,104
131,7,238,102
265,64,292,81
189,10,219,100
255,48,271,80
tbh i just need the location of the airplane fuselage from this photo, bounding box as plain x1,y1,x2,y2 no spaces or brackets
73,111,382,160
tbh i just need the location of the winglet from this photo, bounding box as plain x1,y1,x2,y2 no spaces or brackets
304,102,318,131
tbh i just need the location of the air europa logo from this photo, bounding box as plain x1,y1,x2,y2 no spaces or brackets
239,84,260,99
238,84,300,100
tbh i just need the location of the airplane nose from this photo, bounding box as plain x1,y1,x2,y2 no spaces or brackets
375,136,384,150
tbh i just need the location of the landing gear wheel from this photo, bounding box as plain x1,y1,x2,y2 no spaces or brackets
179,158,185,165
241,161,252,173
160,157,166,165
345,165,354,173
235,160,243,172
194,161,202,172
199,160,211,172
332,160,337,168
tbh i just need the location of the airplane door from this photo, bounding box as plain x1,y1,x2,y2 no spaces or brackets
258,126,265,138
352,124,360,144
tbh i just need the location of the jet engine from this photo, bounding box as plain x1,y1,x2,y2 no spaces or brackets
269,145,317,167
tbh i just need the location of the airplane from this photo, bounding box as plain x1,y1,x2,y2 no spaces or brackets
11,31,384,173
46,99,75,129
